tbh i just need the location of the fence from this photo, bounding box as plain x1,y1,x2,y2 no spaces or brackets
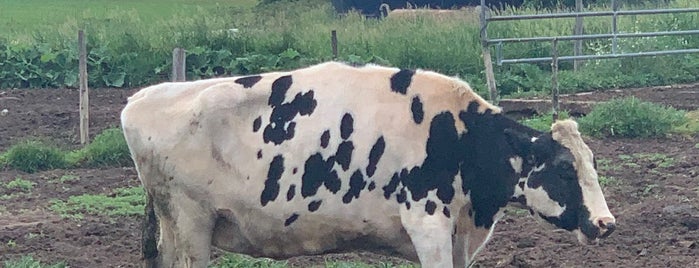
479,0,699,118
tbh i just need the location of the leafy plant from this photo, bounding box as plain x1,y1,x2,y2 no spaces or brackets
578,97,687,138
4,140,67,173
5,177,36,192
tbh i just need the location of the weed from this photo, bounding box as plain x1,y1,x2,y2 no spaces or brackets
210,254,288,268
26,232,41,239
643,184,658,195
76,127,133,167
598,176,619,187
578,97,687,138
58,174,79,183
595,157,617,172
5,177,36,192
671,110,699,134
635,153,675,168
5,140,68,173
3,255,66,268
49,186,145,219
695,143,699,149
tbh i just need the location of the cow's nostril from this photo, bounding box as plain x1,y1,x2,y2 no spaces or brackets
599,222,616,239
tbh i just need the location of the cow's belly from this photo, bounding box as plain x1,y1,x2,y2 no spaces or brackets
209,195,418,261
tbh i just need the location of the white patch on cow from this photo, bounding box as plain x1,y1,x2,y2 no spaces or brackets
508,156,523,174
531,137,538,142
551,120,614,223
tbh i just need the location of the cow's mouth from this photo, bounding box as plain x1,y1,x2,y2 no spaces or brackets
575,219,616,244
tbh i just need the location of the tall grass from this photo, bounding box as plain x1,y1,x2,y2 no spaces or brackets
1,0,697,95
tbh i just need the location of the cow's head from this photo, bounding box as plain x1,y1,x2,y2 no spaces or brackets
506,119,615,243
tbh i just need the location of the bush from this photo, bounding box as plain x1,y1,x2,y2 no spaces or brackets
578,97,687,138
5,140,68,173
81,127,133,167
3,255,66,268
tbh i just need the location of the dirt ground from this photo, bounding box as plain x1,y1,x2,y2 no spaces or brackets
0,85,698,267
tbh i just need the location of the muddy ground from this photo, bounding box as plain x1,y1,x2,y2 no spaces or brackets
0,85,697,267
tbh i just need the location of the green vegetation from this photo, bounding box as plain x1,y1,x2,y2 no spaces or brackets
3,255,66,268
5,177,36,192
519,111,570,131
1,127,132,173
49,186,145,219
598,175,619,187
58,174,80,183
4,140,68,173
578,97,687,138
1,0,697,95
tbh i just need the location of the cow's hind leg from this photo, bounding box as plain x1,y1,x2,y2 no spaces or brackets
401,208,454,268
155,191,215,268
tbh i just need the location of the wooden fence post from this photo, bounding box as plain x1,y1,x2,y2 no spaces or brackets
172,48,186,82
573,0,583,71
551,39,560,121
479,2,498,104
78,30,89,145
331,30,338,60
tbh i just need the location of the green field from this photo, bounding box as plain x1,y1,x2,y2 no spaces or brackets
0,0,258,37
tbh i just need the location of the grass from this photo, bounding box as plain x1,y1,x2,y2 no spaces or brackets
1,0,258,38
209,254,416,268
578,97,687,138
518,111,570,132
3,255,66,268
5,176,36,192
49,186,145,220
4,140,68,173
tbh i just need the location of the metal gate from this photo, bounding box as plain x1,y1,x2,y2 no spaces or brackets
478,0,699,118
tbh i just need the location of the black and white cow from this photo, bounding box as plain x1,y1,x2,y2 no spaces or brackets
121,62,615,268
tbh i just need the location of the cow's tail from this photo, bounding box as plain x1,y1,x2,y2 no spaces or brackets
142,192,158,268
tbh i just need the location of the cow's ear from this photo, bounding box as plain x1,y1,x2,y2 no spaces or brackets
504,128,533,157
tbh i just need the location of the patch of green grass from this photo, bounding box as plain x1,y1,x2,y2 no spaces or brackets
595,157,618,172
3,255,66,268
49,186,145,219
671,110,699,134
5,176,36,192
58,174,80,183
598,175,619,187
578,97,687,138
519,111,570,132
1,0,257,37
634,153,675,168
695,143,699,149
210,254,287,268
77,127,133,167
4,140,68,173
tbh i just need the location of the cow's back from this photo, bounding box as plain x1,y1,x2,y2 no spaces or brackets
121,62,496,259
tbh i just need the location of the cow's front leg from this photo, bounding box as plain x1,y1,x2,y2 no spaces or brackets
452,205,498,268
400,204,454,268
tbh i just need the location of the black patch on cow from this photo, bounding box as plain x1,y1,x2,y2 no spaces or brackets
443,207,451,218
263,90,317,145
390,69,415,94
411,96,424,124
382,172,401,199
257,150,262,159
235,75,262,88
405,202,411,209
293,167,298,174
366,136,385,178
342,170,366,204
261,155,284,206
518,181,525,190
392,112,458,204
301,153,341,197
269,75,292,107
368,181,376,191
425,200,437,215
341,113,354,140
284,213,299,226
458,101,543,228
510,195,527,206
335,141,354,171
308,200,322,212
253,116,262,132
287,184,296,201
320,130,330,148
396,188,407,204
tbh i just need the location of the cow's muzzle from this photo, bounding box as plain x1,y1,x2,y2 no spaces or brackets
595,216,616,239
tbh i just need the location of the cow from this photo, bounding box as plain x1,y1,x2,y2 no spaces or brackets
121,61,616,268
